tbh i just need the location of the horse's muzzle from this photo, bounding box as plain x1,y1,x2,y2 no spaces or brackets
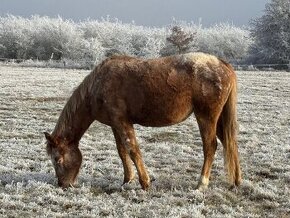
58,180,75,189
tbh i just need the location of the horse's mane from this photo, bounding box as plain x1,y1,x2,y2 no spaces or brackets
52,55,139,137
52,67,99,137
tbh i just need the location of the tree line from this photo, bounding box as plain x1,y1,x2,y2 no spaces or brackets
0,0,288,68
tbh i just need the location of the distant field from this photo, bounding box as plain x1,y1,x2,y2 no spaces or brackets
0,65,289,217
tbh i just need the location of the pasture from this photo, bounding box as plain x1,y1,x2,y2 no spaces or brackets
0,65,289,217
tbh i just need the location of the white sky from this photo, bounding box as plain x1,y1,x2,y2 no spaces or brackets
0,0,269,27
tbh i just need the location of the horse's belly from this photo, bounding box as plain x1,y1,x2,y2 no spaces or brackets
132,96,193,127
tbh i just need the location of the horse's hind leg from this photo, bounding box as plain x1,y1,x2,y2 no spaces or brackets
112,128,135,184
113,123,150,190
196,117,218,190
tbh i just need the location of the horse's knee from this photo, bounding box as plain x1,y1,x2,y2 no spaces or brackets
123,137,133,153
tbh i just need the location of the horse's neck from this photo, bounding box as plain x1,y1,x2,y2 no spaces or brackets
52,84,94,143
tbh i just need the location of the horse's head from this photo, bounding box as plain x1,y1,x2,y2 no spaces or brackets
44,132,82,188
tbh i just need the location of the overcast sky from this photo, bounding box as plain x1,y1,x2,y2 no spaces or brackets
0,0,269,27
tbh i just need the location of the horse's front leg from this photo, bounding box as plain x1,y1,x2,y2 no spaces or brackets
113,122,150,190
112,128,135,185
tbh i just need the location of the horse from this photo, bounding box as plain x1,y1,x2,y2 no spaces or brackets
44,52,241,191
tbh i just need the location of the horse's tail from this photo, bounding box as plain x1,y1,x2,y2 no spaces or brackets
217,72,241,187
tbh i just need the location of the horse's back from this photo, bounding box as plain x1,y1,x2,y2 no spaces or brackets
92,53,236,127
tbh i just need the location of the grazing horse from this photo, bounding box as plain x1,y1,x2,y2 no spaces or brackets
44,52,241,190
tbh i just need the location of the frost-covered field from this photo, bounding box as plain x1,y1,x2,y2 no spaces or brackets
0,65,289,217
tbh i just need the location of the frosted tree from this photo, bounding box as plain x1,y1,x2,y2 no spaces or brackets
165,26,196,55
130,28,166,58
0,15,253,67
29,16,79,60
250,0,290,63
197,23,252,63
82,19,136,57
0,15,31,59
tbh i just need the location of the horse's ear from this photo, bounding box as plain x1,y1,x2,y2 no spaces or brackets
44,132,54,144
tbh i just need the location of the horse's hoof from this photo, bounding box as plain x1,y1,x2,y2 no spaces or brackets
123,176,135,185
196,183,208,191
121,183,130,191
121,178,136,189
122,179,134,185
229,185,239,193
140,179,151,191
150,175,156,182
140,183,150,191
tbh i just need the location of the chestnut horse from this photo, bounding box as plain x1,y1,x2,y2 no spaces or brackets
44,52,241,190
